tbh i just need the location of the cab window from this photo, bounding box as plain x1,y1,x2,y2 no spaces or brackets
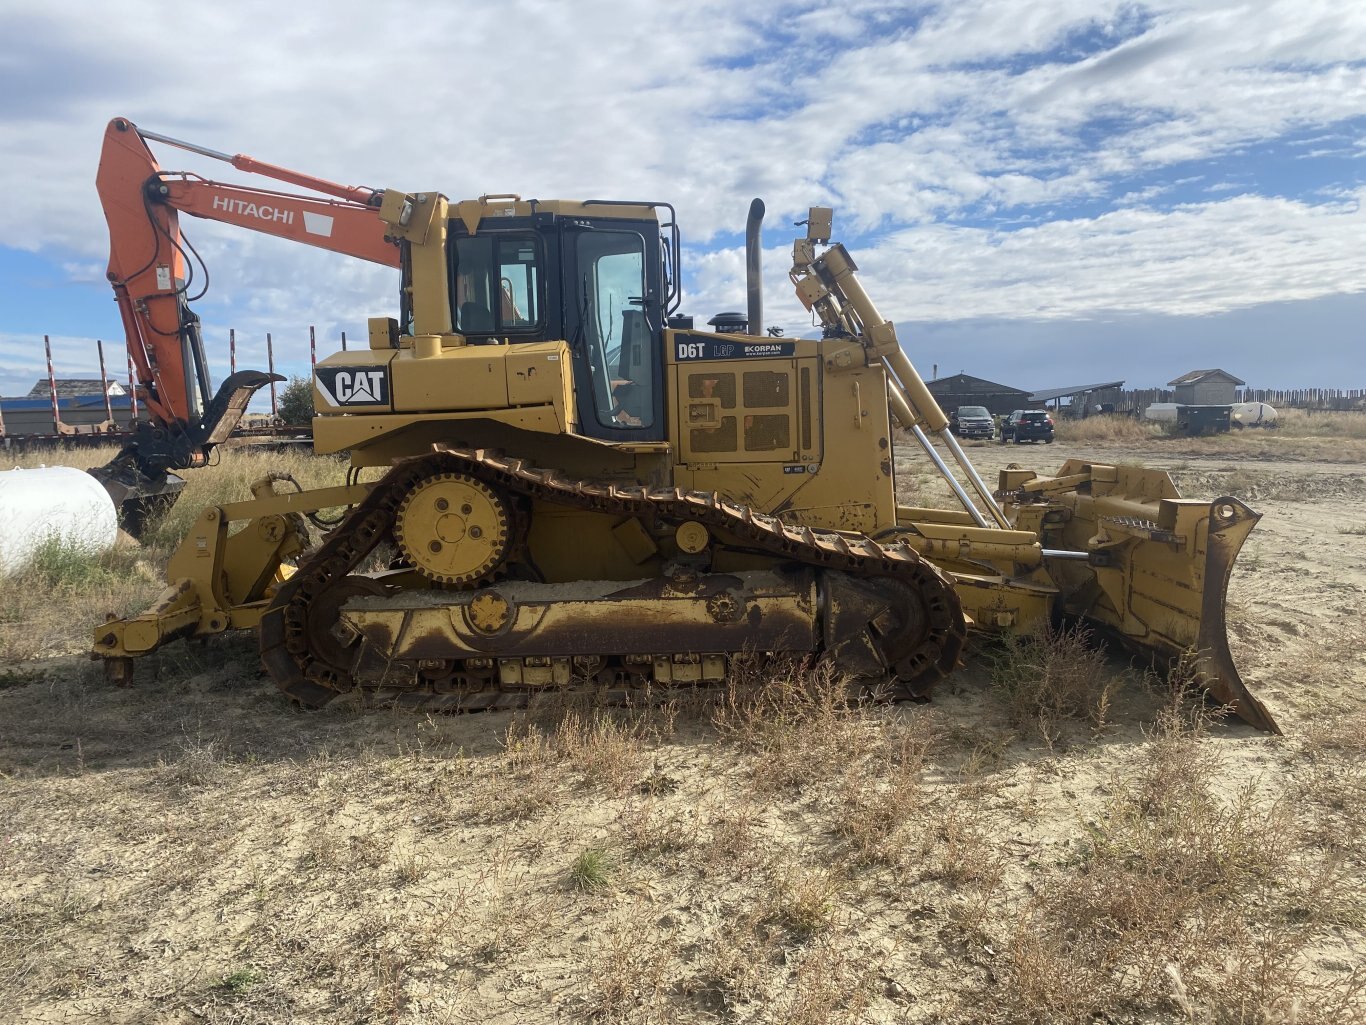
577,231,653,429
452,236,541,335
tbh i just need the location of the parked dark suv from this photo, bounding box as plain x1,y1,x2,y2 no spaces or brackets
999,409,1055,444
948,405,995,440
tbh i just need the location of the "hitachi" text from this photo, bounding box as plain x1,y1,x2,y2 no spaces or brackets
211,196,295,224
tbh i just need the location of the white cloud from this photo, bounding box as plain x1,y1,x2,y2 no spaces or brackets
1,0,1364,392
702,188,1366,339
859,189,1366,321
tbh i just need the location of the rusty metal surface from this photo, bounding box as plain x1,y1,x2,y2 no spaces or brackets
259,446,967,710
344,570,817,663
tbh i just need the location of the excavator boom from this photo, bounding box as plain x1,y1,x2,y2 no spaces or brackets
90,117,400,527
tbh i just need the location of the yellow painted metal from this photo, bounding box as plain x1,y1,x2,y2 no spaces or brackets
896,522,1044,569
312,405,568,459
340,571,819,666
528,504,662,582
675,521,709,554
407,196,452,335
468,592,513,634
367,317,398,350
413,334,442,359
311,340,575,453
378,190,442,246
950,570,1058,631
219,481,372,521
92,479,368,659
394,473,511,584
896,505,977,527
94,192,1267,729
93,578,201,656
668,333,891,535
611,517,659,565
394,346,510,411
504,342,573,417
313,348,395,413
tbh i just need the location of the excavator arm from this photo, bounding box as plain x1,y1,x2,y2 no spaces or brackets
90,116,401,529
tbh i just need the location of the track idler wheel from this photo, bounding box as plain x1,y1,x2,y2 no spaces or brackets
304,575,389,677
820,571,963,698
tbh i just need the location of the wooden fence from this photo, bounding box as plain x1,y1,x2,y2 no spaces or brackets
1111,387,1365,414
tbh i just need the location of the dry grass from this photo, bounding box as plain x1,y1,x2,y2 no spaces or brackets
994,698,1365,1025
1,441,1364,1023
1055,414,1164,444
0,444,350,661
1046,409,1366,462
1175,411,1366,462
712,658,907,790
0,536,162,660
987,621,1118,743
1271,407,1366,439
0,648,1361,1023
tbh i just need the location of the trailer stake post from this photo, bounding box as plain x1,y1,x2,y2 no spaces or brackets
267,333,277,417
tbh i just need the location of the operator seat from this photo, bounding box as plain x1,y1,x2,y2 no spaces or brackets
459,300,494,334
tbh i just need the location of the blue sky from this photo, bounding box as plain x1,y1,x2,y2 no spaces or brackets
1,0,1363,406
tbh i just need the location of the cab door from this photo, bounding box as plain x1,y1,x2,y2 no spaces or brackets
561,221,667,443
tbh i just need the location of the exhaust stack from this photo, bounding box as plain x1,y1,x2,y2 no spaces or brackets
745,198,764,336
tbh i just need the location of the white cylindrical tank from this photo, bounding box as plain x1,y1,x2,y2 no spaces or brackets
1143,402,1179,422
0,466,119,576
1232,401,1277,427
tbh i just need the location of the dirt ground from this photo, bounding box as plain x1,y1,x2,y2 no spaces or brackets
2,434,1364,1024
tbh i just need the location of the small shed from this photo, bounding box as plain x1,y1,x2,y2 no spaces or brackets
926,373,1031,417
1168,369,1244,406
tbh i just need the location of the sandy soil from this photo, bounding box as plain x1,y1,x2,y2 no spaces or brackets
1,436,1363,1024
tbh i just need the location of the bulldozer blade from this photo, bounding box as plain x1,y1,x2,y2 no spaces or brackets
1077,494,1277,734
1010,461,1277,734
1186,496,1278,733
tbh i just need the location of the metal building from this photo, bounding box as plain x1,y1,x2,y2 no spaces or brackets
926,373,1031,417
1028,380,1125,418
25,378,128,399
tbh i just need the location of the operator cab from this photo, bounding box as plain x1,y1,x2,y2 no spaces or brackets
443,203,679,444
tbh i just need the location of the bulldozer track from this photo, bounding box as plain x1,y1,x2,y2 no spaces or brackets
259,445,966,712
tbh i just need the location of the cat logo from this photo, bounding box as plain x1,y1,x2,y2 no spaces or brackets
315,367,390,407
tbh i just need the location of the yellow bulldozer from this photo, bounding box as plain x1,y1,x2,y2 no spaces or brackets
86,117,1277,733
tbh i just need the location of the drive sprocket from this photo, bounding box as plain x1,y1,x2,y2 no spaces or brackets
394,472,512,585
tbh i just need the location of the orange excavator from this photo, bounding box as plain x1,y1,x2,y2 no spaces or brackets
88,116,398,529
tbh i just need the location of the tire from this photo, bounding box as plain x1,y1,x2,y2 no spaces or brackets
1015,436,1024,444
1045,437,1053,444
